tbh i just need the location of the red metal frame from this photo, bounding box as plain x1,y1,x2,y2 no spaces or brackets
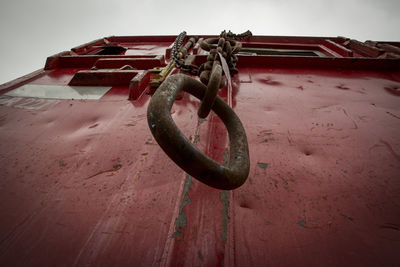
0,34,399,266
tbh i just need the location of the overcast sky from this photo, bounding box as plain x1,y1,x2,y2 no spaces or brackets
0,0,399,84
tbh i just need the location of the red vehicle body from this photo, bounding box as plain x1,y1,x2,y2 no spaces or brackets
0,34,399,266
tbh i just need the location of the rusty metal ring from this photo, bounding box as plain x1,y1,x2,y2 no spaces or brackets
218,38,225,49
225,41,232,58
198,63,222,118
232,42,242,53
199,70,210,85
147,74,250,190
200,38,239,52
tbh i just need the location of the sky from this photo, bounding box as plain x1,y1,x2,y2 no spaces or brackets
0,0,399,85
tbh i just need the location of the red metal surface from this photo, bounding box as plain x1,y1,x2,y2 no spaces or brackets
0,35,399,266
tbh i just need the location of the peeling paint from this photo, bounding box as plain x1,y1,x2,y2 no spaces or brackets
220,190,230,243
298,220,306,228
198,250,204,261
172,175,193,239
340,213,354,222
220,148,230,243
198,118,207,126
257,162,268,169
171,123,201,240
223,147,229,164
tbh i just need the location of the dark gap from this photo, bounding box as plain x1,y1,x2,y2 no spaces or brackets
96,46,127,55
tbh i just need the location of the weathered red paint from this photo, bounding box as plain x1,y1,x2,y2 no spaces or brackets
0,35,399,266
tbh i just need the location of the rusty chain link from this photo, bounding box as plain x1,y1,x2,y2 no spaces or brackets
198,63,222,118
220,30,253,41
198,30,252,87
170,30,253,126
171,31,200,75
195,30,252,117
147,30,252,190
171,30,252,79
147,74,250,190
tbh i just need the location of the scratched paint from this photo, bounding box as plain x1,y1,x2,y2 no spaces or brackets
298,220,306,228
220,191,230,243
5,84,112,100
171,129,203,240
257,162,268,169
172,175,193,239
221,148,231,243
0,96,58,110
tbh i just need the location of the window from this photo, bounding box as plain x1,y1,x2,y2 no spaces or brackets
238,47,325,57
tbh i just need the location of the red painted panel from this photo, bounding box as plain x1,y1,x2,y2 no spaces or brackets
94,58,165,70
68,70,138,86
0,35,399,266
228,68,400,266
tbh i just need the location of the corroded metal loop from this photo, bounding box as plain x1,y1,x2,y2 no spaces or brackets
198,64,222,119
171,32,200,75
203,61,213,70
199,32,244,87
199,38,240,52
221,30,253,40
147,74,250,190
225,41,232,58
199,70,210,84
171,30,251,79
232,42,242,53
218,38,225,49
207,51,217,61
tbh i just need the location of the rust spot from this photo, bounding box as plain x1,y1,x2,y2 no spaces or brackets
386,111,400,120
257,162,268,169
113,164,122,170
259,77,282,86
59,160,66,167
220,190,230,243
89,123,99,128
384,86,400,96
85,164,122,180
298,220,306,228
336,84,350,90
340,213,354,222
172,175,193,240
380,139,400,162
239,202,251,209
198,251,204,261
